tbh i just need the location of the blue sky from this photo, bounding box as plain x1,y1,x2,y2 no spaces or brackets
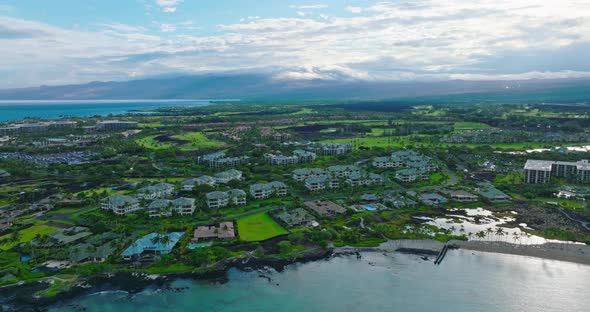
1,0,589,88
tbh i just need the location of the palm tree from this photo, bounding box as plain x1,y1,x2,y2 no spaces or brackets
476,231,486,240
495,228,505,244
486,228,494,241
467,232,473,241
512,232,520,245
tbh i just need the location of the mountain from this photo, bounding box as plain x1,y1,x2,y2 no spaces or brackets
0,74,589,102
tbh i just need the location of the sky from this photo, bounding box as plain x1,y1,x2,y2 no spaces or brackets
1,0,590,88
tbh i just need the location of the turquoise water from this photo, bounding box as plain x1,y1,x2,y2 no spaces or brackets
363,204,377,211
52,250,590,312
0,100,219,122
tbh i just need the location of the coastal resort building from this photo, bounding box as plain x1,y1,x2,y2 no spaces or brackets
327,165,361,179
121,232,184,260
205,189,247,209
198,152,250,168
249,181,288,200
345,173,384,187
312,143,353,155
101,195,141,216
524,159,590,184
395,168,429,183
304,201,347,218
192,222,235,243
265,150,317,166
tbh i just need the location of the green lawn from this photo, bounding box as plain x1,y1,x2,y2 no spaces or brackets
237,213,288,242
135,135,174,150
0,224,59,250
171,132,225,151
454,122,493,131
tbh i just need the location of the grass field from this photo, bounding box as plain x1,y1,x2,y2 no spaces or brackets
237,213,288,242
0,224,58,250
171,132,225,151
454,122,493,131
135,135,174,150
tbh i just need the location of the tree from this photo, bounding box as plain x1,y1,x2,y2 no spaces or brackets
278,241,292,254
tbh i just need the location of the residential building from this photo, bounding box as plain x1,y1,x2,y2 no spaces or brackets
274,208,317,227
476,183,511,202
137,183,175,200
213,169,242,184
265,150,317,166
419,193,448,206
205,189,247,209
304,176,339,192
395,168,429,182
101,195,141,216
94,120,138,131
345,173,384,186
524,159,590,183
148,199,173,218
327,165,361,178
198,152,250,168
448,190,479,202
304,201,347,218
0,170,10,179
249,181,288,199
312,143,353,155
292,168,328,182
192,222,235,243
0,120,77,136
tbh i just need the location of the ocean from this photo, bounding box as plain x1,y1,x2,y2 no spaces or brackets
0,100,221,122
51,250,590,312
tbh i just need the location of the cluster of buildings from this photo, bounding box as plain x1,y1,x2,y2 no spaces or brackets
101,183,197,217
524,159,590,184
205,189,247,209
198,152,250,168
293,165,383,192
372,150,438,183
89,120,138,131
250,181,288,199
0,120,77,136
181,169,242,190
264,150,317,166
311,143,353,156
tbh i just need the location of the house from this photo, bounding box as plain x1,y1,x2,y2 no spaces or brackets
0,170,10,179
181,179,198,191
327,165,361,178
304,176,339,192
249,181,288,199
173,197,196,216
477,183,511,203
213,169,242,184
68,242,117,263
274,208,317,227
206,189,247,209
195,175,218,187
524,159,590,183
49,227,93,245
448,190,479,202
148,199,173,218
304,201,346,218
101,195,141,216
121,232,184,260
292,168,328,182
360,193,379,203
395,168,429,182
192,222,235,243
137,183,175,200
419,193,448,206
383,194,417,209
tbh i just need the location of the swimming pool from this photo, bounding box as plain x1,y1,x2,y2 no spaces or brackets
363,205,377,211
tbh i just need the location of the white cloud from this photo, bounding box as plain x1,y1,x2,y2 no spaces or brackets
1,0,590,88
159,23,176,32
345,6,362,14
289,4,328,10
155,0,182,13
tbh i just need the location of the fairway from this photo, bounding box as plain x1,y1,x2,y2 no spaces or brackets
454,122,493,131
171,132,225,151
237,213,288,242
0,224,58,251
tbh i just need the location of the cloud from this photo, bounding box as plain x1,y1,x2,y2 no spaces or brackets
1,0,590,88
159,23,176,32
155,0,182,13
345,6,362,14
289,5,328,10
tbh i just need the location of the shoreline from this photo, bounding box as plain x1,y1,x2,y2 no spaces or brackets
1,239,589,310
